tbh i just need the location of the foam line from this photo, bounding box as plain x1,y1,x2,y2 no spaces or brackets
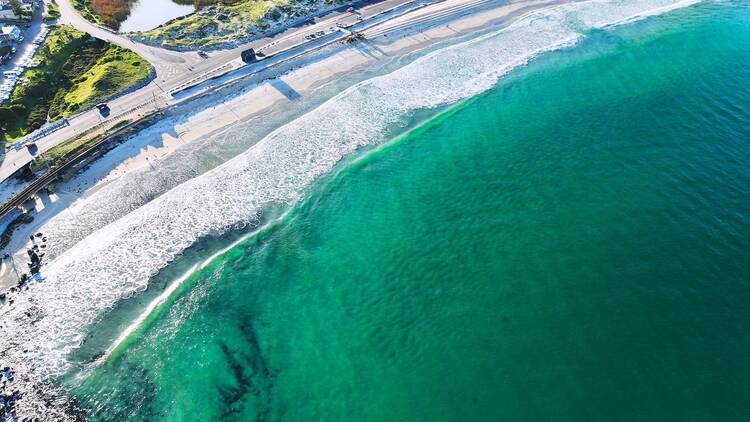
1,0,704,384
99,209,291,364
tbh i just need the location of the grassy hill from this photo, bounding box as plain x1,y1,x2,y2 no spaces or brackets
0,25,153,143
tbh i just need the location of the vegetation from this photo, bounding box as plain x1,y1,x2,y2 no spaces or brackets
0,25,153,144
73,0,348,49
74,0,240,29
44,0,61,20
8,0,27,17
33,115,157,169
71,0,104,26
135,0,348,49
31,120,126,168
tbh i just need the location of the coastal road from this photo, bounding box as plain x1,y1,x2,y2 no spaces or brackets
0,0,501,185
56,0,202,75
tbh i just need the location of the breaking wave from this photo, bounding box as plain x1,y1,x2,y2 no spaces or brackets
1,0,702,392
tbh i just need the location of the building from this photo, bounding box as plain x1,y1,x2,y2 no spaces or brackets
0,0,34,22
0,24,20,45
0,3,17,21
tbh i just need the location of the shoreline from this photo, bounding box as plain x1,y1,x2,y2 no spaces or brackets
0,0,704,419
0,0,566,293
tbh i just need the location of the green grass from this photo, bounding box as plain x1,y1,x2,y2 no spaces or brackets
64,46,152,110
33,114,157,170
31,120,129,169
71,0,105,26
0,25,153,144
72,0,348,50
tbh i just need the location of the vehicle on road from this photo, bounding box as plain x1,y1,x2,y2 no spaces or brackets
197,50,209,59
96,103,110,116
240,48,257,63
347,7,355,12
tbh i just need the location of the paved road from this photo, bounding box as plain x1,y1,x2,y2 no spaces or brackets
56,0,202,74
0,0,461,184
0,1,45,74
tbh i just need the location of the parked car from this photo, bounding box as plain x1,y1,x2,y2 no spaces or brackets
197,50,208,59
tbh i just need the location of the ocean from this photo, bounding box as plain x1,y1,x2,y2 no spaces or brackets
10,0,750,419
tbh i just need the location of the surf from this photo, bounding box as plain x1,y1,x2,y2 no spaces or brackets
0,0,706,392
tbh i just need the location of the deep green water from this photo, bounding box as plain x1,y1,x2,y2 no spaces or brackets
71,2,750,420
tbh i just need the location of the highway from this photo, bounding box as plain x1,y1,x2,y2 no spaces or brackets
0,0,418,183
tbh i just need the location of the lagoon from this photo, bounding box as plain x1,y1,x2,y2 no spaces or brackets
119,0,195,33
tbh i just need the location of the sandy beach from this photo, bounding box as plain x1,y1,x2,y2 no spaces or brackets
0,0,566,292
0,0,580,420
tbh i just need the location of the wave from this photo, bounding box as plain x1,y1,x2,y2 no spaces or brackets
1,0,703,386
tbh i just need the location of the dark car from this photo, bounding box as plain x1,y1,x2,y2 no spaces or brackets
96,103,110,116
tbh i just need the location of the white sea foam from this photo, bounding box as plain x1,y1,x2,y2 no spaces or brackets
1,0,702,388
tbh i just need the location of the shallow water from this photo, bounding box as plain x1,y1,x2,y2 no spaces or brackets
119,0,195,33
66,1,750,420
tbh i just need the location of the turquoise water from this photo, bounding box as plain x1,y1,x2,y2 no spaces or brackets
70,2,750,420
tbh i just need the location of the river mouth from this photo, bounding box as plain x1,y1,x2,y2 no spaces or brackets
119,0,195,33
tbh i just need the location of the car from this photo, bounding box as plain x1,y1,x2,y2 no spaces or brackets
305,35,312,40
316,31,325,37
347,7,355,12
197,50,209,59
95,103,110,116
336,22,345,28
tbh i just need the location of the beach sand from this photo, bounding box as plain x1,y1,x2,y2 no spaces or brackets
0,0,573,418
0,0,566,292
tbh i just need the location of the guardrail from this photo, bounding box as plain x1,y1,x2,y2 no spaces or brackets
0,115,154,222
1,0,435,198
10,118,70,151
